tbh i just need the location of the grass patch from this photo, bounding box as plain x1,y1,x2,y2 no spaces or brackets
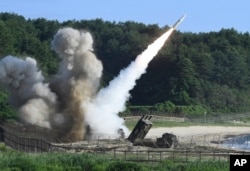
0,143,229,171
159,160,229,171
0,146,230,171
0,143,15,153
0,151,147,171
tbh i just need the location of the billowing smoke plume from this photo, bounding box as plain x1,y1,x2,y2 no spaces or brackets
84,28,174,138
0,28,103,141
0,26,174,141
49,28,103,141
0,56,58,128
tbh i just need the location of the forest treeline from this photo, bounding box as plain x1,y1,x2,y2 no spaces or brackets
1,12,250,118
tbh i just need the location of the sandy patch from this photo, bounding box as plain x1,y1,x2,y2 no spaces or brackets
146,126,250,139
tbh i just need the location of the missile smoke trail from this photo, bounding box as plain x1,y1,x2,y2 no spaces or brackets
85,28,174,138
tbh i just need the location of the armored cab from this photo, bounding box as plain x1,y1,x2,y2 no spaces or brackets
128,115,153,143
156,133,178,148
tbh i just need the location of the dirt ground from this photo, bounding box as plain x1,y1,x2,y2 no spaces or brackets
146,126,250,138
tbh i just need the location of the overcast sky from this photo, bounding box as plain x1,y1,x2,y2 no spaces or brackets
1,0,249,33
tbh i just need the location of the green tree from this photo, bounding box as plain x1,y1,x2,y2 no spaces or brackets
0,90,17,119
0,21,14,57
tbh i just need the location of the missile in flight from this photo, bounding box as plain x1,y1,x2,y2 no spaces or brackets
173,14,186,29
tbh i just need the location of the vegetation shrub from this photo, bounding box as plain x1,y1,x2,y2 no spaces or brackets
106,161,145,171
5,153,36,171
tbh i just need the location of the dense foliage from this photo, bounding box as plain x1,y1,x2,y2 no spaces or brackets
1,12,250,118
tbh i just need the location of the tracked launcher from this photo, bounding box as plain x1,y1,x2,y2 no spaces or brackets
128,115,153,143
127,115,178,148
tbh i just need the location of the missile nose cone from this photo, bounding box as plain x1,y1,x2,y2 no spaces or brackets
173,14,186,29
179,14,186,23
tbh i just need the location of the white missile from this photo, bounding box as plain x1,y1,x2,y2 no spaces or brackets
173,14,186,29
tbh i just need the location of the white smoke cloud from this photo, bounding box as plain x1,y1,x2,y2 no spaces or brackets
19,98,52,128
0,56,57,128
0,56,44,104
85,28,174,138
